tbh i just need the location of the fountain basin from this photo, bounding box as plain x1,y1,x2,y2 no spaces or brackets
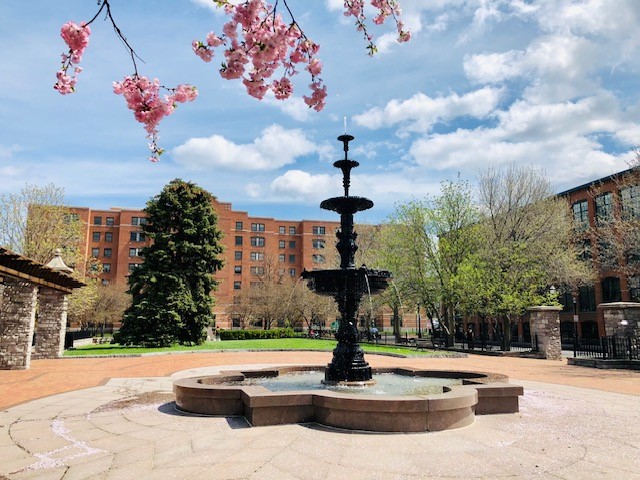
302,267,391,296
173,366,523,432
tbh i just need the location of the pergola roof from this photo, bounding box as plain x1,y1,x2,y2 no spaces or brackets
0,247,85,293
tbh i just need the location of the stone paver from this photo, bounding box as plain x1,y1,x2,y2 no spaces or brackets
0,352,639,479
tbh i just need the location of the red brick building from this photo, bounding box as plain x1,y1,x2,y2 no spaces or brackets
71,199,340,329
557,167,640,339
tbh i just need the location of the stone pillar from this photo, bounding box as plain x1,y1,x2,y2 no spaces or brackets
598,302,640,339
528,306,562,360
0,277,38,369
32,287,68,360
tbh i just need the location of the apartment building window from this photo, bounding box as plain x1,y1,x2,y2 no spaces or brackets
312,226,326,235
250,266,265,275
64,213,79,223
289,241,295,248
106,217,115,226
129,248,143,257
578,285,596,312
235,236,243,246
289,226,296,235
105,232,113,242
289,254,296,263
250,252,265,261
289,268,296,276
313,254,325,263
251,237,265,247
629,276,640,302
103,263,111,273
279,226,286,234
278,254,285,262
313,239,325,249
234,251,242,260
91,247,99,258
94,216,102,225
92,232,100,242
130,231,145,242
279,240,286,249
578,238,591,262
128,263,139,273
595,192,613,224
102,279,109,286
234,266,242,274
104,248,112,258
235,221,243,230
571,200,589,230
234,281,242,290
602,276,622,303
621,185,640,219
251,223,265,232
131,217,147,226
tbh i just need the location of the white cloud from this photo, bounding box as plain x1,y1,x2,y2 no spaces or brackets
264,95,313,122
0,144,21,159
269,170,339,201
172,124,318,171
353,87,504,133
245,183,262,198
406,92,634,185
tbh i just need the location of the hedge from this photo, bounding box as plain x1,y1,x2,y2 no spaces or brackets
219,328,296,341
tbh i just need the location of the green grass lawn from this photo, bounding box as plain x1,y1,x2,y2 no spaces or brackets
62,338,440,357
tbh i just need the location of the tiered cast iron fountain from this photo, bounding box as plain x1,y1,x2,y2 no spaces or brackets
302,134,391,385
172,133,524,432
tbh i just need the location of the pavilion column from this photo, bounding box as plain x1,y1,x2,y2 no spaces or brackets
0,277,38,369
598,302,640,339
528,306,562,360
32,287,68,360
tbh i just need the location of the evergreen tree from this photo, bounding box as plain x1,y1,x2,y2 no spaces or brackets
116,179,224,346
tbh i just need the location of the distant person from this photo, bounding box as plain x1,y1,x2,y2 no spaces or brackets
466,326,475,350
371,326,380,340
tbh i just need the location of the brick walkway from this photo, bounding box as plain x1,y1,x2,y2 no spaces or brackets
1,350,639,410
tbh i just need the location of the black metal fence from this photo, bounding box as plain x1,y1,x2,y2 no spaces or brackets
574,336,639,360
356,330,539,353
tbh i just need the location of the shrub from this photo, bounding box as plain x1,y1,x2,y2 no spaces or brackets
219,328,295,341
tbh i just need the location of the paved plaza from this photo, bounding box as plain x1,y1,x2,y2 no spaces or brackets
1,351,639,479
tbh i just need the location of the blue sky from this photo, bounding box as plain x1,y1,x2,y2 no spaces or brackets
1,1,639,223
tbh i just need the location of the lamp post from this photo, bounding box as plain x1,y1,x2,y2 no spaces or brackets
417,303,422,339
573,296,579,356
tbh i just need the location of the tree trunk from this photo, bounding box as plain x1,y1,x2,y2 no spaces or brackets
392,304,401,342
502,316,512,351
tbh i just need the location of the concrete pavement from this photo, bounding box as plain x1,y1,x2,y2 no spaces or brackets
1,351,639,479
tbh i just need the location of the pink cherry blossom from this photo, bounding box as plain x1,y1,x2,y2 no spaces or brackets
113,75,198,161
54,21,91,94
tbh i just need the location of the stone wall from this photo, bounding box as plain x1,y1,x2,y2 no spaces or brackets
0,277,38,369
528,306,562,360
32,287,68,360
599,302,640,339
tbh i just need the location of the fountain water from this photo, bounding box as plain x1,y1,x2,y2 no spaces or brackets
302,134,391,384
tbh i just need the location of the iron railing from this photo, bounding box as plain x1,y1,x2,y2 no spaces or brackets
574,335,639,360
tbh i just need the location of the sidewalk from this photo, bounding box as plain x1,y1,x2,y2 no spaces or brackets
1,351,639,479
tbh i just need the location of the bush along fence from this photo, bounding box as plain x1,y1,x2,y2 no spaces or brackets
219,328,296,341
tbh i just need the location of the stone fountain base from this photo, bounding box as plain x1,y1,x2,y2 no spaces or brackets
173,365,523,432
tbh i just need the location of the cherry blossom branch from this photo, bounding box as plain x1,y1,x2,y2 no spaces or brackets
55,0,198,162
56,0,409,161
